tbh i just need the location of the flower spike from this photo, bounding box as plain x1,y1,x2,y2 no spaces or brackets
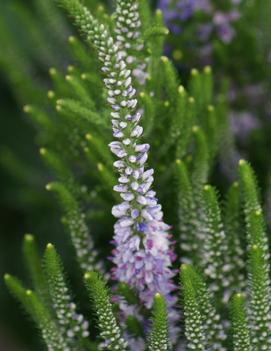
55,0,177,313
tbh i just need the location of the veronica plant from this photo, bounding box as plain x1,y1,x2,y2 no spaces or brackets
3,0,271,350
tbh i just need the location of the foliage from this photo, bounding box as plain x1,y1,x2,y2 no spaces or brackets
1,0,271,350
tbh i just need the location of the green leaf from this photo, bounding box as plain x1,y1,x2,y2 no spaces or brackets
84,272,128,351
238,160,268,250
202,185,227,297
247,245,271,350
201,66,213,106
46,181,102,272
223,182,246,293
4,274,67,351
44,243,90,347
181,265,225,350
22,234,48,302
180,265,206,351
191,126,209,186
175,159,200,264
56,98,107,127
230,293,252,351
148,293,169,351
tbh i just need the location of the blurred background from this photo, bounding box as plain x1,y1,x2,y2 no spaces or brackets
0,0,271,349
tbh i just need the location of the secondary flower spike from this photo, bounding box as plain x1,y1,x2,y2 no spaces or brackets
57,0,177,311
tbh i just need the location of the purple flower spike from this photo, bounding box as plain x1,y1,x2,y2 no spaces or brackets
82,2,178,345
87,0,178,315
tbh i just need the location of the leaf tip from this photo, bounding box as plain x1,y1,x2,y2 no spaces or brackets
23,105,32,113
47,90,55,99
49,67,57,76
68,35,76,43
192,125,199,133
161,56,169,63
84,272,92,281
45,183,52,191
46,243,54,250
204,65,212,74
39,147,47,156
24,233,34,242
191,68,198,76
4,273,11,281
204,184,211,191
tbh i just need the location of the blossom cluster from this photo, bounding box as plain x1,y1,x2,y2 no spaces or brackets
158,0,241,44
105,36,177,308
72,4,177,312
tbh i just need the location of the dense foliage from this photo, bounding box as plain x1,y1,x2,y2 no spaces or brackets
1,0,271,350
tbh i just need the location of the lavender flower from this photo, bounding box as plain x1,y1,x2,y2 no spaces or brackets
112,295,146,351
231,112,260,141
158,0,211,34
107,58,177,308
158,0,241,44
213,10,240,44
71,2,177,313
